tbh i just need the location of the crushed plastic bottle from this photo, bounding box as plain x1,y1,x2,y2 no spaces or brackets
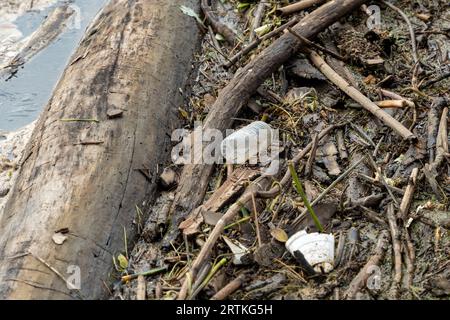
220,121,273,165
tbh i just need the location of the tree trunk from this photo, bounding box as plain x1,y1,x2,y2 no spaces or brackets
0,0,200,300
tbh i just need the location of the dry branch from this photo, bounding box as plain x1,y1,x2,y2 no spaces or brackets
278,0,326,15
344,230,389,299
387,203,402,297
398,167,419,220
210,274,246,300
309,51,416,140
201,0,237,44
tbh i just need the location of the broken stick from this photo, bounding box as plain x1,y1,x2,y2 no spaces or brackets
210,274,246,300
387,203,402,297
398,167,419,220
249,2,267,43
278,0,327,15
309,51,416,140
201,0,237,45
344,230,389,299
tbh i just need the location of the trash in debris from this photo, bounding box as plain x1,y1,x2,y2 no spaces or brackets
52,232,67,245
221,121,273,165
286,230,335,273
223,235,250,265
254,24,272,37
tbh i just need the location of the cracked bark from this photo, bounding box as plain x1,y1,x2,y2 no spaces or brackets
0,0,201,300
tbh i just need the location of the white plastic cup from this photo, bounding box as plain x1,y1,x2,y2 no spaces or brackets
285,230,335,273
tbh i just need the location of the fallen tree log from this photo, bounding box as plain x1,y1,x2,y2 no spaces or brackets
0,0,200,300
163,0,370,246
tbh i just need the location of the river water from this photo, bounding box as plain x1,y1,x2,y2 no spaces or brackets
0,0,106,132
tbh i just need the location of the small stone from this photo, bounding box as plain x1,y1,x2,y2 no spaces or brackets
107,109,123,119
288,58,326,81
0,187,10,197
158,167,177,190
254,242,285,267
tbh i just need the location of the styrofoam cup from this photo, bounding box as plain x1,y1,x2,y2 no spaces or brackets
285,230,335,273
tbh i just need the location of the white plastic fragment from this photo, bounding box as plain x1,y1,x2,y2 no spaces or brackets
179,5,205,28
285,230,335,273
52,232,67,245
222,236,249,265
254,24,272,37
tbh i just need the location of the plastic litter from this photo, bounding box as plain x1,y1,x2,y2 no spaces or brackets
285,230,335,273
220,121,273,165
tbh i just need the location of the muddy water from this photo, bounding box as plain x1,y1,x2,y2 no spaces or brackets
0,0,107,132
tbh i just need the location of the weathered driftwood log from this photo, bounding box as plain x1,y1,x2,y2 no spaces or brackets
164,0,370,247
0,0,200,300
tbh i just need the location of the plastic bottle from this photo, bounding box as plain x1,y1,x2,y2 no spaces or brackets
220,121,272,165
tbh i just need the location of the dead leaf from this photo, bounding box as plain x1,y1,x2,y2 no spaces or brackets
179,5,205,28
363,74,377,85
222,236,249,265
202,210,223,226
117,254,128,269
179,207,204,235
270,227,288,243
